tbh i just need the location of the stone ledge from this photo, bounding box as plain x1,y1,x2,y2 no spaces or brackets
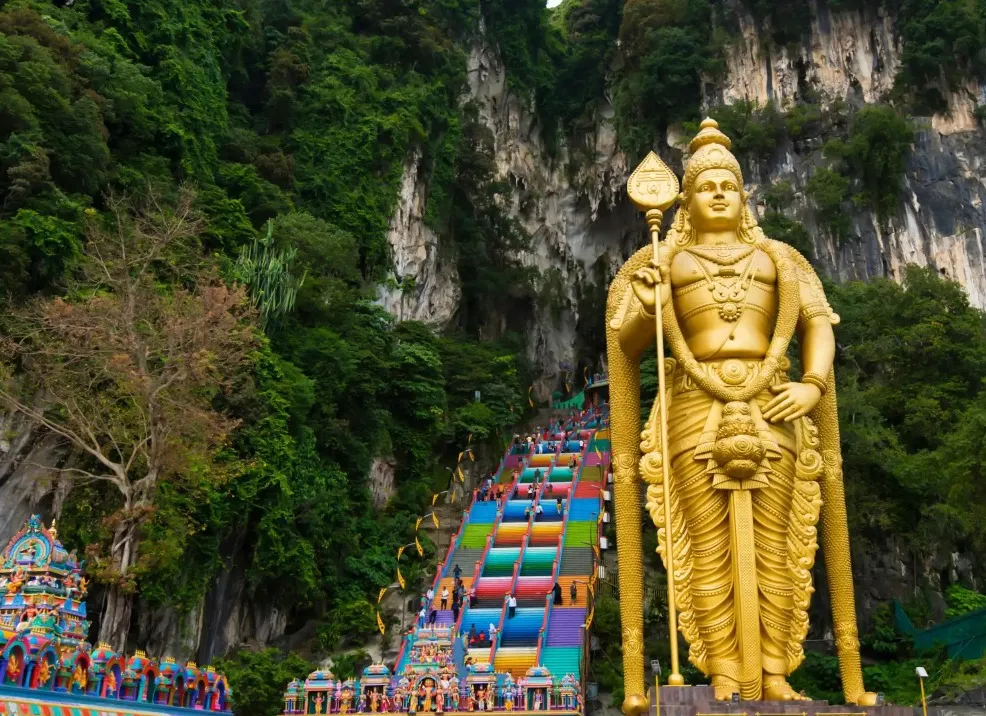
648,685,931,716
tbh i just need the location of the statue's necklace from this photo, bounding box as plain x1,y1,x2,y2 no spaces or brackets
685,249,757,322
686,243,755,265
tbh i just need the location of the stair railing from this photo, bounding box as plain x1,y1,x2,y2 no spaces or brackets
535,560,557,666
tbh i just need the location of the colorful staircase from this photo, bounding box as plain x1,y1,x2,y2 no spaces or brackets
390,407,609,701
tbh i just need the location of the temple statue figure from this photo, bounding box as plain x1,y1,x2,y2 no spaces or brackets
607,119,878,710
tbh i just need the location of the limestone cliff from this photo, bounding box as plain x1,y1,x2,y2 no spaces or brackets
380,2,986,395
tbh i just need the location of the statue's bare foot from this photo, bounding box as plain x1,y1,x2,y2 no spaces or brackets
763,676,809,701
711,676,740,701
854,692,879,707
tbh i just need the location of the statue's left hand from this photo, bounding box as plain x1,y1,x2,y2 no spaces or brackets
763,382,822,423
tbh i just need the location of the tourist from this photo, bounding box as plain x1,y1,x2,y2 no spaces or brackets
453,563,462,581
418,606,427,627
535,503,543,520
508,593,517,618
552,582,562,605
429,608,438,626
452,600,460,623
441,586,449,609
426,586,435,605
489,622,498,641
478,630,487,647
556,496,563,514
468,623,477,643
545,481,552,496
469,587,477,607
570,581,577,605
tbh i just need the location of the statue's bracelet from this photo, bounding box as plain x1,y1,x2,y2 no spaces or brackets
801,372,827,395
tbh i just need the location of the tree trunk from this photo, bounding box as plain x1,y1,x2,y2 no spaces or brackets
100,580,134,652
98,509,140,652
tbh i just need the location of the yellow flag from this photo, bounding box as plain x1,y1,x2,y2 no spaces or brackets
592,544,601,561
457,466,465,482
528,385,534,408
397,545,406,561
509,403,514,412
585,586,595,628
583,366,589,387
397,566,406,590
415,517,424,532
432,512,439,529
377,610,386,635
467,433,473,445
457,450,464,463
467,449,475,462
432,493,440,506
378,587,387,604
415,536,424,557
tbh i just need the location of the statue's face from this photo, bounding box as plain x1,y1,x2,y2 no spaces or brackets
687,168,743,231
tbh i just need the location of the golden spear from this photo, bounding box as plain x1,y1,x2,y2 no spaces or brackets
627,151,685,686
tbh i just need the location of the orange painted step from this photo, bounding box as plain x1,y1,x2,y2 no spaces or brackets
555,576,588,607
431,576,472,609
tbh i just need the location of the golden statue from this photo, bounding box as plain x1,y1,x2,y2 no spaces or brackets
606,119,878,710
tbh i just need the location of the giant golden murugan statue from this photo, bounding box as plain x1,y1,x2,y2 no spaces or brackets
607,119,878,711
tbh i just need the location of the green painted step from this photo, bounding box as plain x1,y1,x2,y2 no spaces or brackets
540,646,582,679
520,547,556,576
579,466,601,482
483,548,521,577
589,438,610,452
461,523,494,549
564,522,595,547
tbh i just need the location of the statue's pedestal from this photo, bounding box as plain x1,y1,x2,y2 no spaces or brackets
648,685,923,716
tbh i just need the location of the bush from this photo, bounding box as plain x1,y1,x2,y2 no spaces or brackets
806,167,851,240
945,585,986,619
316,599,378,652
214,648,314,716
824,105,913,219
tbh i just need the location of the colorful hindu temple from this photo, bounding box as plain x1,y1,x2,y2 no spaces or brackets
281,405,608,714
0,515,233,715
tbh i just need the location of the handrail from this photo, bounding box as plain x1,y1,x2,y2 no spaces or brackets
393,629,413,673
535,571,555,665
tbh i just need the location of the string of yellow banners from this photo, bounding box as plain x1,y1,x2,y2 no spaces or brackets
376,434,475,634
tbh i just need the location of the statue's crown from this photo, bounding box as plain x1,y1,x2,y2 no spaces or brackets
683,118,743,197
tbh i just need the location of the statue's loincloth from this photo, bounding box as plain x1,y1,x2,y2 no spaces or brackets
646,356,820,688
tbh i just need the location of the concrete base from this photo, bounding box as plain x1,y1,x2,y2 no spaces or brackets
648,685,924,716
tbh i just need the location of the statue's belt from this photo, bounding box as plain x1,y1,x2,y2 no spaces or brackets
672,357,792,395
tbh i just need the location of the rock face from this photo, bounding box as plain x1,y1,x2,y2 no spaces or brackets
379,4,986,396
376,150,462,326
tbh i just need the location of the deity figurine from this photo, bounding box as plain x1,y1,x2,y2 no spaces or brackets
485,687,494,712
315,693,326,714
607,119,877,707
371,691,380,713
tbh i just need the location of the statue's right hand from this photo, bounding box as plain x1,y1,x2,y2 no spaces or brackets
631,261,666,313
